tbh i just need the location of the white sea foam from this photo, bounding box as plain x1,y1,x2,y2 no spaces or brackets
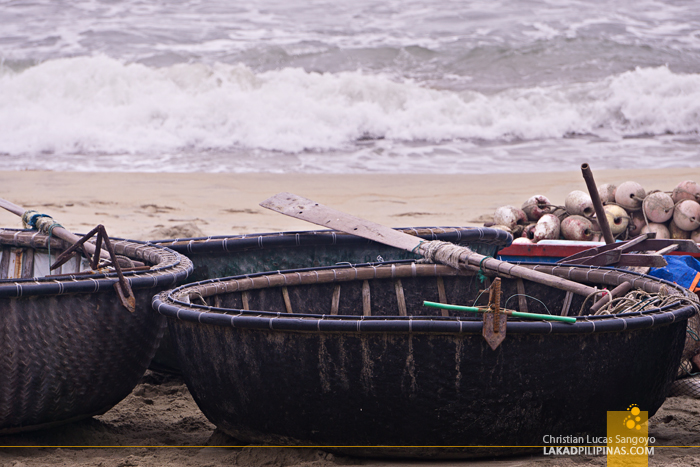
1,56,699,162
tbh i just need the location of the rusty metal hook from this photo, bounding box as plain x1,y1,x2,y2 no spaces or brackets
51,224,136,313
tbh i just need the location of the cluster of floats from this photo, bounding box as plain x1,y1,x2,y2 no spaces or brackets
1,164,699,458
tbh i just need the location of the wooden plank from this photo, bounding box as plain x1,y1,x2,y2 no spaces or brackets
643,238,700,253
0,247,10,280
558,234,649,263
566,250,621,266
282,287,293,314
362,280,371,316
21,248,34,279
613,254,668,268
655,244,679,256
394,279,407,316
436,276,449,317
516,278,528,314
10,248,23,279
331,284,341,315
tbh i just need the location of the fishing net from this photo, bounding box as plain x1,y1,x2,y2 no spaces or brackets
587,286,700,398
670,373,700,398
671,295,700,398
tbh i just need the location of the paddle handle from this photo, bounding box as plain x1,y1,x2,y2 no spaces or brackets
423,301,577,324
0,197,109,261
454,250,598,298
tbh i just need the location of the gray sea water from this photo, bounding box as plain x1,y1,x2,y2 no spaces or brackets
1,0,699,173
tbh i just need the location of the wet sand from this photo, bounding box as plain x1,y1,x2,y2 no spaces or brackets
1,168,700,466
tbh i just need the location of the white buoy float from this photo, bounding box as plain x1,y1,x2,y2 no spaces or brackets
615,181,646,212
493,206,528,232
641,223,671,239
521,195,552,221
642,191,675,224
691,228,700,244
673,200,700,232
598,183,617,204
522,223,537,240
671,180,700,204
603,204,629,235
628,211,646,237
565,190,595,217
561,215,595,241
533,214,561,242
669,220,691,240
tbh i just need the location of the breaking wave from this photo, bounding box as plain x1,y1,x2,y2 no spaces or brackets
1,56,699,157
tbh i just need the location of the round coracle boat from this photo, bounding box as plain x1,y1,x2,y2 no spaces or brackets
0,228,192,434
150,226,511,370
153,259,698,458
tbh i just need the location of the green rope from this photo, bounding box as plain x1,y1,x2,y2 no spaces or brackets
687,326,700,342
46,221,64,263
472,290,488,307
477,256,492,284
411,240,426,254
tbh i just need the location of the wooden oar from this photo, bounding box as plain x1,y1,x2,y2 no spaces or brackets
0,197,111,262
260,192,600,297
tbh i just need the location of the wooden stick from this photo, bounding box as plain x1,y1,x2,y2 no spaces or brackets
516,278,528,313
0,198,110,262
394,279,407,316
282,287,293,314
362,280,371,316
331,284,341,315
560,291,574,317
436,276,449,317
260,192,600,297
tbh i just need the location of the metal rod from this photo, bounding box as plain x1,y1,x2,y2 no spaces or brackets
581,163,615,244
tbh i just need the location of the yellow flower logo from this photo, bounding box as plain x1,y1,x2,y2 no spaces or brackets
623,404,643,430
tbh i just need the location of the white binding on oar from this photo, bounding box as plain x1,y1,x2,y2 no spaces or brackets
260,192,600,297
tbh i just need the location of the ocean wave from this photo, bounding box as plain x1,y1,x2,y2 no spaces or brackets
0,56,698,156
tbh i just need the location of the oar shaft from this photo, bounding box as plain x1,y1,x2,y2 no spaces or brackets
0,198,109,261
0,198,25,217
453,250,598,297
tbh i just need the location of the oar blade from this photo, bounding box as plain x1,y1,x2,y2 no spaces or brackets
260,192,424,253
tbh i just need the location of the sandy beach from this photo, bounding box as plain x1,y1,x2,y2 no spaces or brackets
1,167,700,466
